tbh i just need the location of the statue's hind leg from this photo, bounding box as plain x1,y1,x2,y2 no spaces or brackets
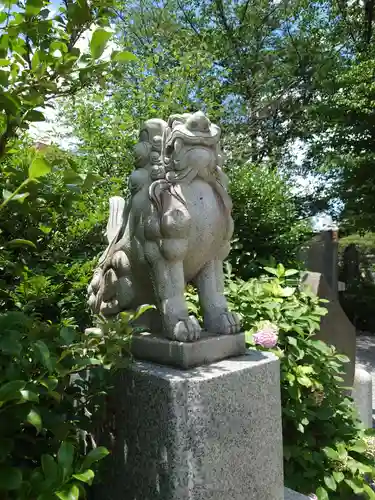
194,245,242,335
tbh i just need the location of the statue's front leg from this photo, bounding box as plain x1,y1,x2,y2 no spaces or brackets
144,240,200,341
194,253,241,335
144,190,201,342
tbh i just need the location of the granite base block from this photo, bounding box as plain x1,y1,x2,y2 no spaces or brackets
284,487,310,499
95,350,283,500
131,331,247,369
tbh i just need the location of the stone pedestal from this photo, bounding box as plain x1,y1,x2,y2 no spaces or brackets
97,350,283,500
352,365,373,428
131,331,246,369
284,488,310,499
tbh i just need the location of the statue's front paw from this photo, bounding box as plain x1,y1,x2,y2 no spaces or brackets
205,311,242,335
218,311,242,335
173,316,201,342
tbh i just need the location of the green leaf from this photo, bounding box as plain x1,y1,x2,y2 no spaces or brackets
90,28,111,59
0,380,25,404
335,354,349,363
0,59,9,66
34,340,53,371
39,224,52,234
324,475,337,491
24,110,45,122
133,304,156,320
349,440,368,453
28,157,51,178
41,454,57,482
73,469,95,484
323,447,339,460
11,192,30,203
31,50,41,72
344,478,364,494
20,390,39,402
56,484,80,500
287,336,297,346
316,487,329,500
364,484,375,499
281,286,296,297
26,0,44,15
0,336,22,356
284,269,300,276
263,266,278,276
111,50,137,62
332,471,344,483
2,189,11,200
0,69,9,87
40,377,58,392
0,93,21,115
81,447,109,470
276,263,285,277
58,442,74,471
26,408,42,433
297,375,312,387
7,239,36,249
0,465,22,490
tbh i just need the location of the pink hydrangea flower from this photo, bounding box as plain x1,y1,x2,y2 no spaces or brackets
253,322,279,348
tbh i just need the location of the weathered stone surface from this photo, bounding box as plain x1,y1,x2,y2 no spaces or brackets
284,488,310,499
301,271,356,387
94,350,284,500
352,365,373,428
300,229,339,297
131,331,246,369
87,112,241,343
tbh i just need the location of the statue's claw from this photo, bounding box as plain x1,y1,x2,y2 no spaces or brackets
173,316,201,342
217,311,242,335
204,310,242,335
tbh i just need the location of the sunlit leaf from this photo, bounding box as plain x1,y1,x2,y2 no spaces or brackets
90,28,111,59
81,447,109,470
26,408,42,433
56,484,80,500
73,469,95,484
111,51,137,62
7,239,36,249
28,157,51,178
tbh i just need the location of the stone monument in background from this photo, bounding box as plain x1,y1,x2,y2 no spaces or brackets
88,112,285,500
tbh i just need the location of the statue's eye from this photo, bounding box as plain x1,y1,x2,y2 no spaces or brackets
189,120,197,129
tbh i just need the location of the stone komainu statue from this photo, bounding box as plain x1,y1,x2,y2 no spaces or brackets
87,111,241,341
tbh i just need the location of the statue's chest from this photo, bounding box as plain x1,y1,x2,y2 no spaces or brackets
181,180,231,271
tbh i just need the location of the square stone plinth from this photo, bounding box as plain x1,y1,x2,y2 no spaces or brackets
131,331,247,368
95,350,284,500
284,487,310,499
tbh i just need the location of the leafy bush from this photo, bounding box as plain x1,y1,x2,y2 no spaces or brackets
0,308,137,499
187,264,375,499
227,164,312,279
0,141,125,328
0,134,136,499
